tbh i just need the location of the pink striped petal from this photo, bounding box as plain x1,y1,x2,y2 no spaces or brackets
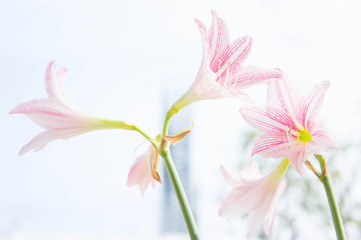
251,135,301,158
207,10,230,61
19,128,89,156
289,150,306,175
240,106,296,136
309,124,338,152
296,81,330,131
267,75,300,119
210,36,252,74
194,18,207,39
231,66,282,89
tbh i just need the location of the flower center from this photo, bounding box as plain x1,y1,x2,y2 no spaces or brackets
298,129,312,143
216,61,238,91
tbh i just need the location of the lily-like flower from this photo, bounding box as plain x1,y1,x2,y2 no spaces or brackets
169,11,282,116
10,61,133,155
127,144,160,196
219,158,289,238
240,76,338,174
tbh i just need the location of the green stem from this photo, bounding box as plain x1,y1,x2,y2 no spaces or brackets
132,125,159,149
160,110,199,240
315,155,347,240
162,112,172,136
320,175,347,240
160,150,199,240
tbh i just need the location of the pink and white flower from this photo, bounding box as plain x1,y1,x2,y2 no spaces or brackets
240,76,338,174
10,61,132,155
219,158,289,238
127,145,159,196
170,11,282,115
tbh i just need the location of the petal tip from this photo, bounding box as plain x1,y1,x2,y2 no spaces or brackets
322,81,331,87
211,10,217,17
218,207,225,217
18,147,27,156
9,108,17,114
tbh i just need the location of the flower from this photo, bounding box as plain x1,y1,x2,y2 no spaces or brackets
219,158,289,238
10,61,132,155
127,144,160,196
169,11,282,116
240,75,338,174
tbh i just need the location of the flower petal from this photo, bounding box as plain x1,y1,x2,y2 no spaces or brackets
220,162,262,188
264,181,286,236
210,36,252,74
220,165,241,187
232,66,282,88
247,204,270,238
207,10,230,61
10,99,94,129
219,185,260,217
267,75,300,120
45,61,68,101
296,81,330,130
239,161,262,181
289,151,306,175
240,106,296,136
219,159,289,238
194,18,210,62
251,135,301,158
309,124,338,153
127,147,157,196
194,18,207,39
19,128,89,155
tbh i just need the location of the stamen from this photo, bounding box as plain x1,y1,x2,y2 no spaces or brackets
284,127,299,149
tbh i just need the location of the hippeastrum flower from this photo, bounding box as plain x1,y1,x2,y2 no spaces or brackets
169,11,282,116
10,61,133,155
127,144,160,196
240,76,338,174
219,158,289,238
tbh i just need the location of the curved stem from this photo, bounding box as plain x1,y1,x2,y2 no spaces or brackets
132,125,159,149
160,110,199,240
97,119,159,149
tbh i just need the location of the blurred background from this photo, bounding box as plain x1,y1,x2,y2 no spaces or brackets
1,0,361,239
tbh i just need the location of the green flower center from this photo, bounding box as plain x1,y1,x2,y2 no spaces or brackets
298,129,312,143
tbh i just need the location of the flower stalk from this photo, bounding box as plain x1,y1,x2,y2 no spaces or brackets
160,111,199,240
321,174,347,240
306,155,347,240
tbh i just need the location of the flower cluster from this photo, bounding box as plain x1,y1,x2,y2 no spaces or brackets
10,11,338,240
